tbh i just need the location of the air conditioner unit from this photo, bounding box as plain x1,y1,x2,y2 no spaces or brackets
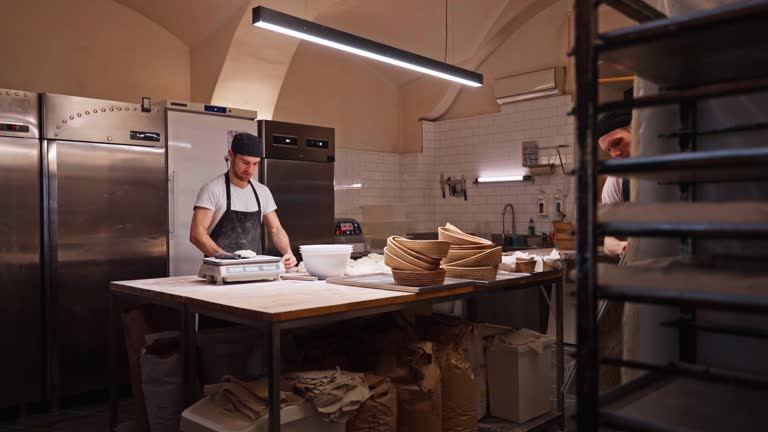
494,67,565,105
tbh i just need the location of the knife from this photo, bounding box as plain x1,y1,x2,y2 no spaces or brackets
461,175,467,200
440,172,446,198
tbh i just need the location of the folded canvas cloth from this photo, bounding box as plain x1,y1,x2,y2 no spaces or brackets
491,328,551,354
203,375,303,421
285,369,370,422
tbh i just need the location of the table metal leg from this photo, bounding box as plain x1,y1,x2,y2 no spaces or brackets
268,323,281,432
555,279,565,430
188,307,200,401
180,305,200,405
108,294,120,432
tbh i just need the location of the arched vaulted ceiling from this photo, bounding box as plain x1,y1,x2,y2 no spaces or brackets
114,0,249,47
112,0,561,119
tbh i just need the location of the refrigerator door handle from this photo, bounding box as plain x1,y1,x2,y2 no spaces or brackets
169,170,176,239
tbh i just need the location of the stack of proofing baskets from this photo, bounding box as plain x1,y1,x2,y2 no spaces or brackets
384,236,451,286
439,223,502,281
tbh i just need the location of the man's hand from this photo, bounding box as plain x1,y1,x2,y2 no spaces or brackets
282,252,298,270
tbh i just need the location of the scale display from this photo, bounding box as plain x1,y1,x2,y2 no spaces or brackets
199,255,285,284
224,264,282,274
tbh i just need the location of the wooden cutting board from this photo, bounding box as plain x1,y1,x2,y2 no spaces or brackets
327,273,474,293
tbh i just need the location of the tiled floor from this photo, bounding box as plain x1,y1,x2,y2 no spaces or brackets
0,400,134,432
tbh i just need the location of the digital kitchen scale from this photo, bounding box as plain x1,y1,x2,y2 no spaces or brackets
198,255,285,285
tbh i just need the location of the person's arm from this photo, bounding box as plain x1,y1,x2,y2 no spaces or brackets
600,176,627,257
190,207,226,257
262,211,298,270
603,236,627,257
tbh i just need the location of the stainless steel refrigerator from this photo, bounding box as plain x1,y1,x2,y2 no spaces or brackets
42,93,168,397
0,88,43,407
165,100,260,276
257,120,335,256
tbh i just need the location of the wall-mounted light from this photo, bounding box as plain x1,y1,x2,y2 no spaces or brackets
474,175,533,184
334,183,363,190
252,6,483,87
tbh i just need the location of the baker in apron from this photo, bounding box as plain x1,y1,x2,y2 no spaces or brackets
595,110,632,390
190,132,298,269
597,110,632,256
208,173,263,254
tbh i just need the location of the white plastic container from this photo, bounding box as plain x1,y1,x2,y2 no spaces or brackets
299,245,352,279
486,332,555,423
181,397,344,432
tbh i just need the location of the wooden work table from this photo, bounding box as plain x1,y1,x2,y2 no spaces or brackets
108,270,564,432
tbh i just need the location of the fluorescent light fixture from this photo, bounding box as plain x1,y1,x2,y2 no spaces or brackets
252,6,483,87
334,183,363,190
475,175,533,184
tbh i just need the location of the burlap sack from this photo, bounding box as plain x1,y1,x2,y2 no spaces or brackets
436,346,477,432
395,358,441,432
375,338,442,432
121,305,179,432
346,374,397,432
415,314,510,420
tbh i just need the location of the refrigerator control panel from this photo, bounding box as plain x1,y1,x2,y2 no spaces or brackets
0,123,30,133
306,138,329,149
259,120,334,163
273,134,298,146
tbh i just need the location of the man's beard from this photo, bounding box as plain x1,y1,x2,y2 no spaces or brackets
234,170,252,182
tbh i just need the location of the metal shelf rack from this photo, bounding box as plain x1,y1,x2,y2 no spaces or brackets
574,0,768,431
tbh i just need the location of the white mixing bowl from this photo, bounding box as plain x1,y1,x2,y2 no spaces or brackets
299,245,352,279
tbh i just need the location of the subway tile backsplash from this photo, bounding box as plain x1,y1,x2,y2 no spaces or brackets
334,95,576,239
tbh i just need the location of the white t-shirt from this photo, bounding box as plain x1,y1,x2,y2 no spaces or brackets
194,175,277,234
602,176,624,205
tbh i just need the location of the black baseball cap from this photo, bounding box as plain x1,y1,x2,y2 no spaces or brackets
231,133,264,157
596,111,631,139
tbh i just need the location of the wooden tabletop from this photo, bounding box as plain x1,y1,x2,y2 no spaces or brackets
110,271,561,322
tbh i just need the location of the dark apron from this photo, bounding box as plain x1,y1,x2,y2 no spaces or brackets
209,173,263,254
201,173,264,329
621,178,630,202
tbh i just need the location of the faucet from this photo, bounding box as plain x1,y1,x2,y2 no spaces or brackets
502,203,516,237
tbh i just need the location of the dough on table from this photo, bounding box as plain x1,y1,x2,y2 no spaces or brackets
234,249,258,259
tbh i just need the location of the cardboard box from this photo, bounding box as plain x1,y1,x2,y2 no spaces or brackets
486,330,555,423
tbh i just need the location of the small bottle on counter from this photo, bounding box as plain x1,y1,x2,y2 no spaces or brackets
528,218,536,236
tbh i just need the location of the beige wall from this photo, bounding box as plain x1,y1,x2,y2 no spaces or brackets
273,43,400,152
190,3,248,103
444,1,571,121
395,0,567,153
0,0,189,103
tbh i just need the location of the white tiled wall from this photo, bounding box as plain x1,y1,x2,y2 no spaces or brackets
334,149,401,222
334,95,576,239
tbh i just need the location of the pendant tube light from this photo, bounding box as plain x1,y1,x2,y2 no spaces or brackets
252,6,483,87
